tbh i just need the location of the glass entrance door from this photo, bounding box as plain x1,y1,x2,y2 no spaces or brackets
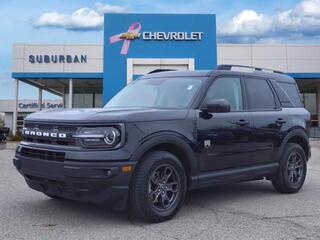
301,90,317,127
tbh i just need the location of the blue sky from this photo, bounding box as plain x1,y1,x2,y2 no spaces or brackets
1,0,319,100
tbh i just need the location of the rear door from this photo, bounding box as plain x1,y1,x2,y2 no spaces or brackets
244,77,289,163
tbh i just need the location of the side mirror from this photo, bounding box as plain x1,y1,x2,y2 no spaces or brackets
202,99,231,113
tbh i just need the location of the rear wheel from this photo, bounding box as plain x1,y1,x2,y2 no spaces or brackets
129,151,187,223
272,143,307,194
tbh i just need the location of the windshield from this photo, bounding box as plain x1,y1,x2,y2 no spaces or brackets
104,77,204,109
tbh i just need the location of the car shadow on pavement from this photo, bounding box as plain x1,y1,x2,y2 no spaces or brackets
22,180,276,225
26,197,130,225
186,179,276,203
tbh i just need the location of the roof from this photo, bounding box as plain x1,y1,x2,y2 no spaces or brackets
214,70,296,83
139,69,296,83
140,70,212,79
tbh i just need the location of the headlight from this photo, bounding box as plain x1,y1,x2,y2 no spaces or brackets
74,127,121,148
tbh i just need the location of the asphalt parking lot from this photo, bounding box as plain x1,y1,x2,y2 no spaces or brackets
1,142,320,240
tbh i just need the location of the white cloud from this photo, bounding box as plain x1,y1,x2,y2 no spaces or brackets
296,0,320,17
33,2,129,31
219,0,320,42
220,10,272,36
94,2,129,14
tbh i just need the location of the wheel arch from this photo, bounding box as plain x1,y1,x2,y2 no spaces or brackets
279,128,310,161
131,132,199,187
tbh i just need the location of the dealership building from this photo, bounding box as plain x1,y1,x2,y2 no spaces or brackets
0,99,63,132
7,13,320,136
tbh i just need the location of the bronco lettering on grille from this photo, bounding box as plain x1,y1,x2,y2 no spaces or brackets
23,129,67,139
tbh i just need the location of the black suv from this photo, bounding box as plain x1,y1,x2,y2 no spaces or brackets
14,65,311,222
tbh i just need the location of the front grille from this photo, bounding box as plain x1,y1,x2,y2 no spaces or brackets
24,122,77,132
22,136,76,146
23,122,78,146
20,147,65,162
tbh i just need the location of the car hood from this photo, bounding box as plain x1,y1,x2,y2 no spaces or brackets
25,108,189,123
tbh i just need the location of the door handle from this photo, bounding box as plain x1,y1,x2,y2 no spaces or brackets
236,119,249,126
275,118,286,125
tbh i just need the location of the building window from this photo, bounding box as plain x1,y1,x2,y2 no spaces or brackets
301,92,317,126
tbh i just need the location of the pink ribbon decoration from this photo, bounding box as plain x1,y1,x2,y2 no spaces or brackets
109,22,142,55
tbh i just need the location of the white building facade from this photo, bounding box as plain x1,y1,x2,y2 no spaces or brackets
0,99,63,132
11,43,320,130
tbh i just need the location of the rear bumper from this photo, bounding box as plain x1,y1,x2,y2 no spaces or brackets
13,152,136,210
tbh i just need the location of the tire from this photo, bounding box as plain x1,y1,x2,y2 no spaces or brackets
129,151,187,223
272,143,307,194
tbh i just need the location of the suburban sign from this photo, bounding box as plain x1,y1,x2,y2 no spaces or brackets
29,55,87,64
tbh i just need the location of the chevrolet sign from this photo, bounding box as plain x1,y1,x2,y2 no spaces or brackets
22,129,67,139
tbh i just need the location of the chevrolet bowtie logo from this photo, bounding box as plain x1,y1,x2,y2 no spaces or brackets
120,32,141,40
110,22,142,55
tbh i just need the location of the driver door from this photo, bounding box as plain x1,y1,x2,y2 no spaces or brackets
196,76,255,171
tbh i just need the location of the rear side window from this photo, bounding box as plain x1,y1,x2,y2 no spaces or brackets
245,78,276,110
278,82,303,107
269,80,293,107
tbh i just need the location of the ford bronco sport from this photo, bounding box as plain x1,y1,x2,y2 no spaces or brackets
14,65,311,222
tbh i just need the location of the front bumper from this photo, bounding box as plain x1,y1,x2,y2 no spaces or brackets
13,145,136,210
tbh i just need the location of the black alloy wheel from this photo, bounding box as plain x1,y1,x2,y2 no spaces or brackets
286,151,304,185
272,143,307,194
148,164,180,211
129,151,187,222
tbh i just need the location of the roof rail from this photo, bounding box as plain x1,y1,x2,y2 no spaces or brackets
148,69,176,74
216,64,284,74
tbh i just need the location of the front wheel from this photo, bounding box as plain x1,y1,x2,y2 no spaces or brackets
272,143,307,194
129,151,187,223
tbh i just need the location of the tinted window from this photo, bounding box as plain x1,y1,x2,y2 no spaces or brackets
270,80,293,107
246,78,276,110
206,77,243,111
105,77,203,109
279,82,303,107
